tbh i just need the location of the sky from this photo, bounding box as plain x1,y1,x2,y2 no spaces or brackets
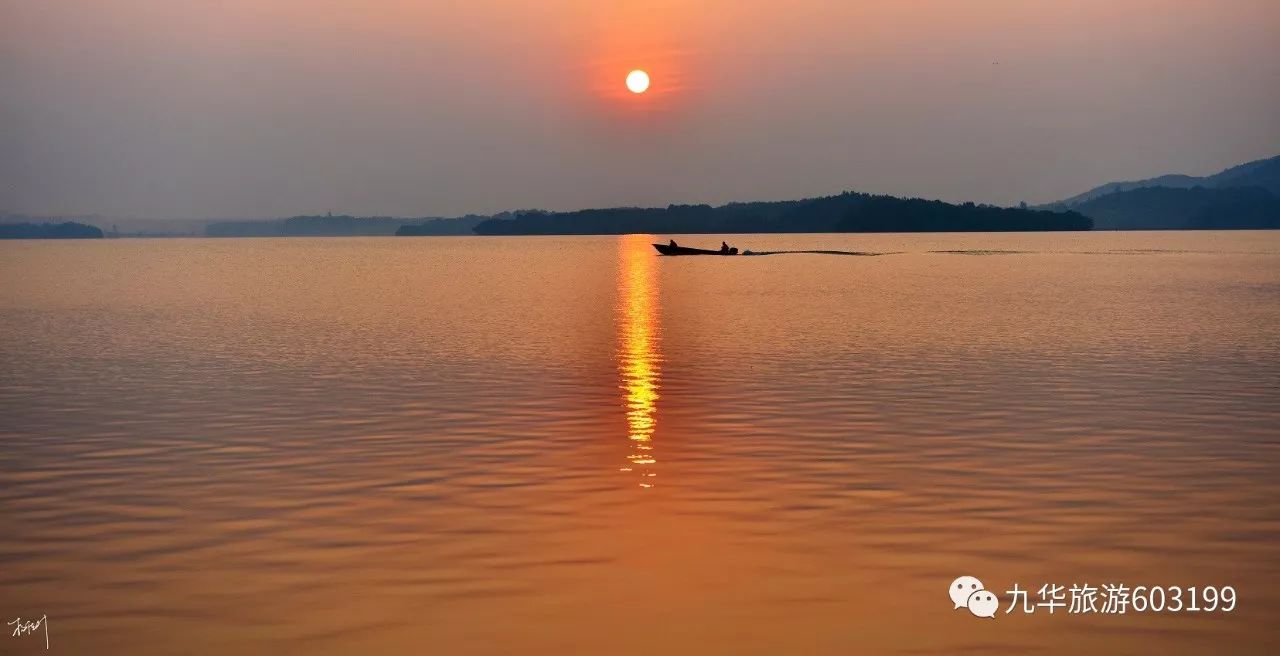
2,0,1278,219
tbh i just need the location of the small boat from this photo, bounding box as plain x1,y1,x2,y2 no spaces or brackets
652,243,739,256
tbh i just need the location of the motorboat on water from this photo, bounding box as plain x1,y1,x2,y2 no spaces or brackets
652,240,739,256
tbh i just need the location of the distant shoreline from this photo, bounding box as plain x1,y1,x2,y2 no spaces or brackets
5,225,1280,240
0,222,103,240
7,152,1278,238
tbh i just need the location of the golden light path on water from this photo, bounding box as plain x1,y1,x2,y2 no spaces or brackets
616,236,661,487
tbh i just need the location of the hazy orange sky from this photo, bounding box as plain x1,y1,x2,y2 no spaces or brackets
2,0,1278,218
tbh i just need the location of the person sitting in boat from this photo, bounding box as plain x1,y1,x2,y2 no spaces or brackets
669,239,678,248
720,241,731,253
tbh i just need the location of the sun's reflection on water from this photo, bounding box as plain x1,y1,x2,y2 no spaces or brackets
617,236,661,487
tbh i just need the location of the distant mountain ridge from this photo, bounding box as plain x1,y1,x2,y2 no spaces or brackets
1071,186,1280,231
1209,156,1280,195
1046,154,1280,230
1054,155,1280,207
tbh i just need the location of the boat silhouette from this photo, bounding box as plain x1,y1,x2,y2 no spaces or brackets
652,241,738,256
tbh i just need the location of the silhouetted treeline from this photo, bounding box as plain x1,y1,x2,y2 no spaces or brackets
209,213,481,237
0,222,104,239
206,215,404,237
205,219,286,237
472,192,1092,235
286,215,408,236
1073,186,1280,230
395,217,485,236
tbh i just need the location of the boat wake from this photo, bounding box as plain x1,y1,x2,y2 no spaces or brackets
741,250,898,256
929,249,1028,255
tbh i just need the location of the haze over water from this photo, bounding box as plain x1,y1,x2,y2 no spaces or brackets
1,231,1278,654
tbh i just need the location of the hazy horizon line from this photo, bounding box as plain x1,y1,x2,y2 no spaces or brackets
9,152,1276,224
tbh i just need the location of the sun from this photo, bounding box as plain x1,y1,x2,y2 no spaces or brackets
626,69,650,94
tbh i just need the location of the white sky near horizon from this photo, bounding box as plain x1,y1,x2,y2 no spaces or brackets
2,0,1278,219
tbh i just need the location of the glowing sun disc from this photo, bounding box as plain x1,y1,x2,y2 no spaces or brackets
626,70,650,94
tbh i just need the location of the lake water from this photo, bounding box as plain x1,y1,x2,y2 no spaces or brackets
1,231,1278,654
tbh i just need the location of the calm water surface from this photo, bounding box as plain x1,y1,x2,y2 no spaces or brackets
2,232,1278,654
